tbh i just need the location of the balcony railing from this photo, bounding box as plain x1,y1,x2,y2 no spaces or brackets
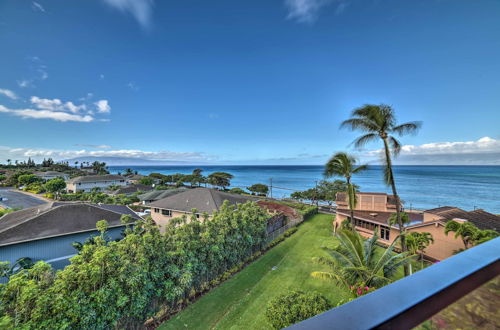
288,237,500,330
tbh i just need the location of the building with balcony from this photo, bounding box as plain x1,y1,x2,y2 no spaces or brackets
65,174,127,193
334,192,500,260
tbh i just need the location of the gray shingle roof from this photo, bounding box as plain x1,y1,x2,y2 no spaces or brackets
149,188,255,214
67,174,126,184
0,202,142,246
138,187,188,202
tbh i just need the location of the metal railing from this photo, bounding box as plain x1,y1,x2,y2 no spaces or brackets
288,237,500,330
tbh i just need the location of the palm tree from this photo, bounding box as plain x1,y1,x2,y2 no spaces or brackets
341,104,421,276
324,152,367,227
311,229,413,289
406,232,434,272
444,220,498,252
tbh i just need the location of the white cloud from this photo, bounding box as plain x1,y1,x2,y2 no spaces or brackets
0,89,18,100
100,74,105,80
30,96,86,113
0,105,94,122
0,94,110,122
102,0,154,28
0,145,207,163
32,1,45,12
361,137,500,165
95,99,111,113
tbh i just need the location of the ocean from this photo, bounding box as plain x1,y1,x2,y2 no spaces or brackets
108,165,500,213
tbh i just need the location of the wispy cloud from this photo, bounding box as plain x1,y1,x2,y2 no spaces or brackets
285,0,348,23
102,0,154,28
31,1,46,13
0,145,208,163
17,56,49,88
127,82,139,91
0,89,18,100
17,79,33,88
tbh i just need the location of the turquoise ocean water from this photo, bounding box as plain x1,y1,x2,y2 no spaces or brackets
108,165,500,213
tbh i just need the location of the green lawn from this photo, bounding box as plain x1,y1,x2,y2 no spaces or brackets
160,213,350,330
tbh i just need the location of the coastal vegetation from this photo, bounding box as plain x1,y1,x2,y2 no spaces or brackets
290,180,352,205
444,220,498,252
0,201,271,328
324,152,367,226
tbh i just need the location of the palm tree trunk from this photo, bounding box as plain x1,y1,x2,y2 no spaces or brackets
347,177,355,228
383,138,409,277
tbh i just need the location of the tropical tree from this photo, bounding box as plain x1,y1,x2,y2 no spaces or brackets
311,229,414,289
341,104,421,276
444,220,498,252
207,172,233,190
247,183,269,196
406,232,434,271
44,178,66,199
324,152,367,227
17,174,41,186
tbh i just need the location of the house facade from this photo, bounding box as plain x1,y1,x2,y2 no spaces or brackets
66,174,127,193
0,202,142,270
34,171,70,181
148,188,254,229
334,192,500,260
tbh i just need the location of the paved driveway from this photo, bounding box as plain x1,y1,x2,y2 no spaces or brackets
0,188,47,209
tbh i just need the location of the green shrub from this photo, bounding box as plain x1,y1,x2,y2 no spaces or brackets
284,227,298,237
265,291,332,329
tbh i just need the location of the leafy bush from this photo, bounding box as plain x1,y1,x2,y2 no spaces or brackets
265,290,331,329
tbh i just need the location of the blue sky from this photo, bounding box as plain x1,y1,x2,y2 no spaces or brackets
0,0,499,165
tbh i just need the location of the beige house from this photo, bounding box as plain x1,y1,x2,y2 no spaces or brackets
34,171,70,181
334,192,499,260
66,174,127,193
148,188,254,229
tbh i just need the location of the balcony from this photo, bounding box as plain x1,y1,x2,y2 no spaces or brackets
288,237,500,329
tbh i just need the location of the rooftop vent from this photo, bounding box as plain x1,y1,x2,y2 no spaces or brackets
369,213,378,217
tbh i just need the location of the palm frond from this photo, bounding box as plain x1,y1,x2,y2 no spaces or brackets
340,118,378,132
311,256,336,269
388,136,402,156
310,271,340,282
392,121,422,136
353,133,378,149
352,164,368,174
383,254,416,279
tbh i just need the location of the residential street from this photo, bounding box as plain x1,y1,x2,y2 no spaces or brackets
0,188,47,209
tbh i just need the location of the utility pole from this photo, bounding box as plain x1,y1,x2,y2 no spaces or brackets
269,178,273,199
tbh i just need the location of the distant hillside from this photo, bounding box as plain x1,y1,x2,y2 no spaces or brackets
63,156,208,166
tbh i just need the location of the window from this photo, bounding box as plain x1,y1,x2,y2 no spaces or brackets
195,213,200,219
161,209,172,216
153,208,159,213
380,226,390,240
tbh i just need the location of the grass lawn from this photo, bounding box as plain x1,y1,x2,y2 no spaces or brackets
160,213,350,330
